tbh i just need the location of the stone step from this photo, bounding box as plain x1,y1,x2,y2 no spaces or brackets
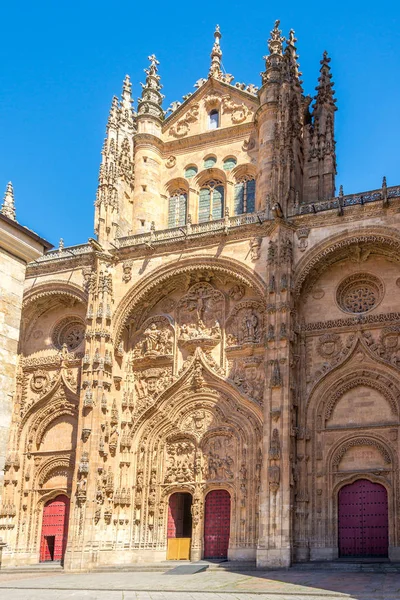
293,561,400,573
93,560,258,573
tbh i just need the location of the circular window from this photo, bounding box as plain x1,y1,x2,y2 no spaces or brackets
52,318,85,351
336,273,384,314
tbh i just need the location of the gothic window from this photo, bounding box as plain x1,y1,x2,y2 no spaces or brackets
199,180,224,222
234,177,256,214
168,190,187,228
204,155,217,169
223,157,237,171
208,109,219,129
184,165,198,179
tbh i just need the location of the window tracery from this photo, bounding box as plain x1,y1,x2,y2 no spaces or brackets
168,188,187,228
336,273,383,314
234,176,255,214
198,180,224,222
52,318,85,351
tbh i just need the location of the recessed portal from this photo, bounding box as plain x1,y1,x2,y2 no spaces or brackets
338,479,388,557
204,489,231,559
167,492,192,560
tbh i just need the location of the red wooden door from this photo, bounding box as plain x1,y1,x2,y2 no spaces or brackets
40,495,70,562
338,479,388,557
204,490,231,559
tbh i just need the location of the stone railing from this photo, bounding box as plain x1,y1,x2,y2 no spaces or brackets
298,185,400,215
34,243,92,263
117,211,267,249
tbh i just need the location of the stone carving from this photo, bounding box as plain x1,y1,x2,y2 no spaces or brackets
267,240,277,265
316,333,342,359
165,155,176,168
52,318,85,351
169,103,199,138
164,440,195,483
228,358,264,404
221,95,250,124
270,360,282,388
336,273,384,314
122,261,132,283
182,408,214,437
249,237,262,261
280,238,293,264
131,316,174,361
134,367,173,413
203,435,234,481
269,429,281,460
30,370,50,394
226,301,263,347
178,282,223,349
229,284,245,301
296,227,310,252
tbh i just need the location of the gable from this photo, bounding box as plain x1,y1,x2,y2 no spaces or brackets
163,79,259,141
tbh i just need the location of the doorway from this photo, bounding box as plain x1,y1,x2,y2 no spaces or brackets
40,495,70,563
204,489,231,559
338,479,388,557
167,492,192,560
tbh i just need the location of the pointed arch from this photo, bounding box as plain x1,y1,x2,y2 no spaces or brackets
113,256,268,348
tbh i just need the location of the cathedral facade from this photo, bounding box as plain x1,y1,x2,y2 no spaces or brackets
1,22,400,570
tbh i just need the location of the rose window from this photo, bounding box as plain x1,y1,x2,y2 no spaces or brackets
336,273,383,314
52,318,85,350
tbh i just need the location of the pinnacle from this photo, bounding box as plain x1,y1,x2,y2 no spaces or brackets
314,50,336,108
209,24,223,79
137,54,164,120
1,181,16,221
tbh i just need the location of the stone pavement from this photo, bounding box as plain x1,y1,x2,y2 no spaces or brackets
1,568,400,599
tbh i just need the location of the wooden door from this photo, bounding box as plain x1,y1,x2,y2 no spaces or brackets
204,490,231,559
338,479,388,557
40,495,70,562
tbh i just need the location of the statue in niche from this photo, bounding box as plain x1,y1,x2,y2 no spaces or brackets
228,359,264,404
241,310,259,343
226,301,263,347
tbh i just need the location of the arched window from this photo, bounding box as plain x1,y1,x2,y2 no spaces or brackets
199,180,224,222
234,177,256,214
168,189,187,228
208,109,219,130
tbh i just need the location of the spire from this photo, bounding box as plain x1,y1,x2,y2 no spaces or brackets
1,182,16,221
137,55,164,121
314,51,336,110
261,20,285,85
107,95,120,132
209,25,222,78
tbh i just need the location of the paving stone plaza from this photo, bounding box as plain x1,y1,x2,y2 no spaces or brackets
1,567,400,600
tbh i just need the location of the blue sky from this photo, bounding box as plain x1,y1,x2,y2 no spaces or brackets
0,0,399,246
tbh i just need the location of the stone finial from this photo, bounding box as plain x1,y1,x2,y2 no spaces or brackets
314,51,337,109
120,74,136,130
268,20,284,56
58,238,64,251
1,181,16,221
137,55,165,121
209,25,223,79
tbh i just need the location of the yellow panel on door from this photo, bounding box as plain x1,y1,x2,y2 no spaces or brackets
167,538,191,560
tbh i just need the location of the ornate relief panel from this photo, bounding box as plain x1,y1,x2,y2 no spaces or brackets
226,301,263,348
177,283,223,351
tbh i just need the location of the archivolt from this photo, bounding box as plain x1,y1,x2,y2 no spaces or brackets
331,435,392,468
113,255,267,348
323,373,399,422
293,226,400,298
35,455,73,489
